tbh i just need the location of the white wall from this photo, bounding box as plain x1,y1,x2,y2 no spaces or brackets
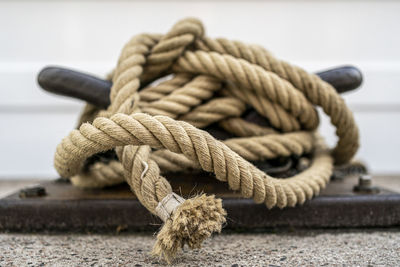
1,0,399,179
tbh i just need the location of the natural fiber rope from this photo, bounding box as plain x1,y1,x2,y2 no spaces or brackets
54,18,359,263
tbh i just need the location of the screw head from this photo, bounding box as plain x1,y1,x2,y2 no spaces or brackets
19,185,46,198
353,175,380,194
359,174,372,186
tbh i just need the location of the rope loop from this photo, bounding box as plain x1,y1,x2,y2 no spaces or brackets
54,18,359,262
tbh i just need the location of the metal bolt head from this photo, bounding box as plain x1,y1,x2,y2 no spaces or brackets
19,185,46,198
359,175,372,186
353,175,380,194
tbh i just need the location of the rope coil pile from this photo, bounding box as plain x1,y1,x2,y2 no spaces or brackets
54,18,359,263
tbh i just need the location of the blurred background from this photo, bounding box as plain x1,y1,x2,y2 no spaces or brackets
0,0,399,179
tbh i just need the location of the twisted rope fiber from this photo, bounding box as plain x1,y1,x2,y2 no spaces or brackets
54,18,359,263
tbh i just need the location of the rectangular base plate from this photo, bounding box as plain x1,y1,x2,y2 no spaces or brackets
1,175,399,232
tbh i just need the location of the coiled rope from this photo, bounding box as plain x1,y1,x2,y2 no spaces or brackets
54,18,359,263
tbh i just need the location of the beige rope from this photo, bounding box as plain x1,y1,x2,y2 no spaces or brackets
55,18,359,263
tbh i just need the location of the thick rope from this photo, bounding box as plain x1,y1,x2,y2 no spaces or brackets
54,18,358,263
195,38,359,163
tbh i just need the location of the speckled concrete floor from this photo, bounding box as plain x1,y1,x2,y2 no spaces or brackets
0,230,399,266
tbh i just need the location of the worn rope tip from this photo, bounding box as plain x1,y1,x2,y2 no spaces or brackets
152,194,226,263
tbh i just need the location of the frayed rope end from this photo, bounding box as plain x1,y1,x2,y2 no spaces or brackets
152,194,226,263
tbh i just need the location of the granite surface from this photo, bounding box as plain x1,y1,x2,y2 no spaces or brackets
0,230,399,266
